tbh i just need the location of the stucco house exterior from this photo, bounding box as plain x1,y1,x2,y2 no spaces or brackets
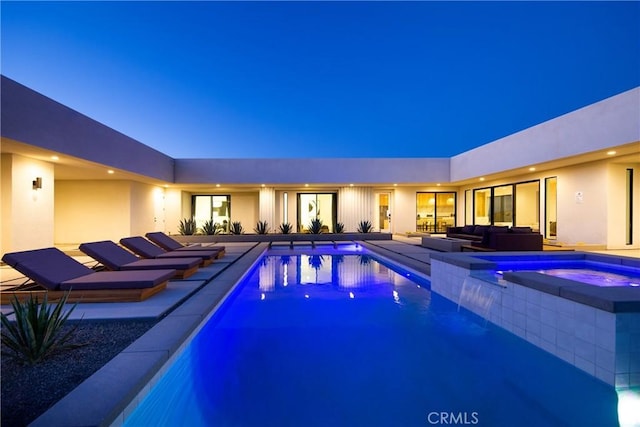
1,75,638,253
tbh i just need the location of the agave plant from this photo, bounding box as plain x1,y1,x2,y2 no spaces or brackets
308,218,324,234
200,219,222,235
334,222,345,233
1,291,80,365
178,218,197,235
229,221,244,235
254,220,270,234
357,220,374,233
278,222,293,234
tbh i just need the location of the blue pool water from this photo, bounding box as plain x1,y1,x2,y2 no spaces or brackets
125,248,621,426
494,260,640,287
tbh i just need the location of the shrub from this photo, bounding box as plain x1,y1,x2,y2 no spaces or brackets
178,218,197,235
335,222,345,233
254,220,270,234
278,222,293,234
357,220,373,233
200,219,222,235
229,221,244,235
308,218,324,234
1,291,80,365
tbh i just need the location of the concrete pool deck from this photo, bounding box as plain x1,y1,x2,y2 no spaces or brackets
2,237,637,426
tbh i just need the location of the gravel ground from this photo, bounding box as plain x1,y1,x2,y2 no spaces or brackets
1,319,157,427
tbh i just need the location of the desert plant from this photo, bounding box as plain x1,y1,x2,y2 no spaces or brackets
1,291,80,365
254,220,270,234
229,221,244,235
200,219,222,235
357,220,373,233
278,222,293,234
178,218,197,235
334,222,345,233
308,218,324,234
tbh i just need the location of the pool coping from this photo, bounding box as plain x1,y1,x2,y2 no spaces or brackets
29,242,270,427
29,240,419,427
429,251,640,313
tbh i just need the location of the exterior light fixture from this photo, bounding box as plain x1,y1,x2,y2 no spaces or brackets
607,150,616,156
304,184,309,187
32,177,42,190
261,184,266,188
50,155,59,161
479,177,485,181
216,184,220,187
107,170,114,174
349,184,354,187
529,167,536,171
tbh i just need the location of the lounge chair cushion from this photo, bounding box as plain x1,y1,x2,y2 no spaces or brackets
79,241,201,271
3,248,96,290
2,248,175,291
120,237,218,262
60,270,175,290
145,232,225,253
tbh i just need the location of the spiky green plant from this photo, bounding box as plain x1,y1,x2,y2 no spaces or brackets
229,221,244,235
357,220,374,233
254,220,270,234
334,222,345,233
178,218,197,235
200,219,222,235
1,291,80,365
278,222,293,234
308,218,324,234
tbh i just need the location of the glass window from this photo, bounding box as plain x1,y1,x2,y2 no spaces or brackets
473,188,491,225
493,185,513,226
515,181,540,231
297,193,336,232
192,195,230,233
417,192,456,232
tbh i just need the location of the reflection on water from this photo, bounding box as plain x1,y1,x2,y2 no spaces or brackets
125,250,621,427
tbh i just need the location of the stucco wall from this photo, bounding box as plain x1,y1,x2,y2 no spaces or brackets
450,87,640,182
54,180,131,244
1,153,55,253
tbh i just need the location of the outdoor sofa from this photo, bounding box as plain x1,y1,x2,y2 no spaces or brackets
447,225,543,251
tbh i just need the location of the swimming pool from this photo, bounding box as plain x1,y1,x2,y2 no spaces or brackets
493,260,640,288
124,247,622,426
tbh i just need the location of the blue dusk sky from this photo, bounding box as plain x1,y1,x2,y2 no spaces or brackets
2,1,639,159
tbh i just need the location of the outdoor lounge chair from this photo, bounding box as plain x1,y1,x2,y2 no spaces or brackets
1,248,175,304
145,232,225,257
79,240,201,279
119,236,218,266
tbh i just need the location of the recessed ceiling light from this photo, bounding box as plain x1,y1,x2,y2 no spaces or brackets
304,184,309,187
261,184,265,187
607,150,616,156
393,183,397,187
107,170,114,174
436,183,441,186
529,167,536,171
50,155,59,161
349,183,354,187
216,184,220,187
479,177,485,181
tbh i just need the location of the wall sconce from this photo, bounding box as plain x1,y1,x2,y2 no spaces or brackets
32,177,42,190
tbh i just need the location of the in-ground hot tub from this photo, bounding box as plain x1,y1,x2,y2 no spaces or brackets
429,251,640,389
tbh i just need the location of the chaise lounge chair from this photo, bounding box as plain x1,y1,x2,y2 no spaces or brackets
79,240,201,279
145,232,225,257
119,236,218,266
1,248,175,304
